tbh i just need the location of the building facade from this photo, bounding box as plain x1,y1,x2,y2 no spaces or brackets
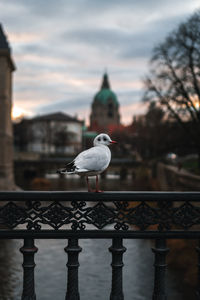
0,24,16,189
14,112,83,155
90,73,120,133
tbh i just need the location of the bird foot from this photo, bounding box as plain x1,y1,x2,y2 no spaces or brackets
95,189,103,193
88,188,95,192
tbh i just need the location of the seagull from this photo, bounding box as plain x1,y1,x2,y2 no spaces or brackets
57,133,117,192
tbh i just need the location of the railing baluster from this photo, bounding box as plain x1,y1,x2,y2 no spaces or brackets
109,238,126,300
196,240,200,299
20,238,38,300
152,238,169,300
65,238,82,300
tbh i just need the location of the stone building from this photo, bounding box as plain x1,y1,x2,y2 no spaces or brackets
14,112,83,155
0,24,16,189
90,73,120,132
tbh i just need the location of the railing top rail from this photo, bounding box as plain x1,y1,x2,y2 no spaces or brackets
1,191,200,237
0,191,200,202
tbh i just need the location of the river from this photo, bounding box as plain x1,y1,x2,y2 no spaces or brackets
0,175,196,300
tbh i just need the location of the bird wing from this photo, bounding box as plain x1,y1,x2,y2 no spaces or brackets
74,146,110,172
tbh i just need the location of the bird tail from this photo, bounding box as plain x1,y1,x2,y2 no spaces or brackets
56,168,75,175
56,161,76,175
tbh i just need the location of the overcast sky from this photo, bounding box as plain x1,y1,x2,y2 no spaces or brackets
1,0,200,124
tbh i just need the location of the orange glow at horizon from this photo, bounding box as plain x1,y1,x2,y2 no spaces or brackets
12,105,32,120
194,100,200,110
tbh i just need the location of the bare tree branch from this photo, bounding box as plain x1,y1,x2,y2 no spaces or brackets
143,10,200,159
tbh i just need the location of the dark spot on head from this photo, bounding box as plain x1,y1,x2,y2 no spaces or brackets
98,137,101,141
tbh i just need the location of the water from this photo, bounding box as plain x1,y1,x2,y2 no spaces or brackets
0,238,194,300
0,176,196,299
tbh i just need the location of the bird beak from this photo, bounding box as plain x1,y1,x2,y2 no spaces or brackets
110,140,117,144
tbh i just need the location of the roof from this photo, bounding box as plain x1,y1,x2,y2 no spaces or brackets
94,73,119,106
83,131,98,138
31,112,83,123
0,24,10,50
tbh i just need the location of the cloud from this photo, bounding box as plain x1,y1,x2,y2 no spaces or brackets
1,0,200,126
121,101,149,124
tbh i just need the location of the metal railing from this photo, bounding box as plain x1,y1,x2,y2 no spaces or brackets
0,191,200,299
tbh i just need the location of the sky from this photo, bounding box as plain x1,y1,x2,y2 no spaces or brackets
1,0,200,125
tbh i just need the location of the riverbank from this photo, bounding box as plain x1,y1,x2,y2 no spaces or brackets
149,162,200,292
156,162,200,191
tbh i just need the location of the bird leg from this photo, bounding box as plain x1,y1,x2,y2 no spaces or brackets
95,175,103,193
86,176,93,192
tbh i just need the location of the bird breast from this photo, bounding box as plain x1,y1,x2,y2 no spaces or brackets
95,145,111,171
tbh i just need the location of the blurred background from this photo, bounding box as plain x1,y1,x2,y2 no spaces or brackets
1,0,200,299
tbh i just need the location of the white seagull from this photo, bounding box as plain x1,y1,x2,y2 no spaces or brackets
57,133,117,192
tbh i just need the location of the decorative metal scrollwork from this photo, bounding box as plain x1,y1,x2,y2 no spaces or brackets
0,198,200,231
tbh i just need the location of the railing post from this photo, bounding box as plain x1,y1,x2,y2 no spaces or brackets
152,238,169,300
196,240,200,299
20,238,38,300
109,238,126,300
65,238,82,300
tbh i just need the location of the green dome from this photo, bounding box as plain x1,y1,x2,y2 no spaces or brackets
94,73,119,106
95,88,118,106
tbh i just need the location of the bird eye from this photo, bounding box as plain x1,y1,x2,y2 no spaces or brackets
103,137,107,141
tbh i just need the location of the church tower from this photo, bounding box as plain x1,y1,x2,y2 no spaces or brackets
0,24,16,189
90,73,120,132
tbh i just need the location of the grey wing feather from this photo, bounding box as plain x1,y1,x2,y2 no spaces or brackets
74,147,110,171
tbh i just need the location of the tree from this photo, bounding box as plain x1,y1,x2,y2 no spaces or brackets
143,102,165,158
144,11,200,168
13,119,34,151
131,103,182,159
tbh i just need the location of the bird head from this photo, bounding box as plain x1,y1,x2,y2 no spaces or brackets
93,133,117,146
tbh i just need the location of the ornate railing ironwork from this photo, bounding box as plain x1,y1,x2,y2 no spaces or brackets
0,191,200,299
